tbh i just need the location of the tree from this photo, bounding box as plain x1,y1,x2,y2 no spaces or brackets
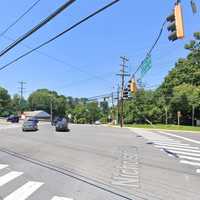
28,89,68,117
170,84,200,125
73,103,88,124
0,87,11,116
86,102,101,124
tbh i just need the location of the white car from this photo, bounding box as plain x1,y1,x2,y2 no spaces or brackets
95,121,101,125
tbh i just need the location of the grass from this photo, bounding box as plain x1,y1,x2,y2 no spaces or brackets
125,124,200,132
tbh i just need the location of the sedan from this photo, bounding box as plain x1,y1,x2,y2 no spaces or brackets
22,121,38,132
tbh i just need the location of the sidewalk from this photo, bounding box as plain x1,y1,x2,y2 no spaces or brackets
106,124,200,134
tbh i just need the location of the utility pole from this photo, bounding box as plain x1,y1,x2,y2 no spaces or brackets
50,99,53,125
115,85,120,125
192,105,195,126
111,91,115,125
18,81,26,113
165,106,168,125
19,81,26,101
117,56,130,127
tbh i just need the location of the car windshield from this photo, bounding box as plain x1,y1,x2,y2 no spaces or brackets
24,121,34,125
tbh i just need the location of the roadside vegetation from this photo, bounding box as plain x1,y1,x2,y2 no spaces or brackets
125,124,200,132
0,32,200,127
123,32,200,127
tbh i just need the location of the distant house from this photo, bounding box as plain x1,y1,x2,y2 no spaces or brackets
23,110,50,120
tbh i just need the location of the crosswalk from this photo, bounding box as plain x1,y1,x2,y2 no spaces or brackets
0,124,21,130
136,130,200,174
0,164,73,200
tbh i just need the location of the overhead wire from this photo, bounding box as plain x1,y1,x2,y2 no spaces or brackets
131,20,167,79
0,0,120,72
0,0,76,58
0,0,42,37
2,34,114,85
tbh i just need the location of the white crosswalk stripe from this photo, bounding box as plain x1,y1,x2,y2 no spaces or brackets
179,155,200,162
166,150,200,157
0,171,23,187
51,196,73,200
180,160,200,167
3,181,44,200
134,130,200,174
0,164,8,170
0,164,74,199
152,141,189,145
154,143,197,148
154,146,200,153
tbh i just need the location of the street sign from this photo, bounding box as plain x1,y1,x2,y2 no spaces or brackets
140,54,152,78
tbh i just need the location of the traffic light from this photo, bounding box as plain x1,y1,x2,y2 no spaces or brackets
130,79,137,94
167,2,184,41
127,80,131,92
123,88,129,99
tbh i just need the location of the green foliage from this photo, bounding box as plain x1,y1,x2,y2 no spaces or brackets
0,87,11,116
123,32,200,125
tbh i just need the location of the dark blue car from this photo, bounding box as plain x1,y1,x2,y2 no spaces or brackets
7,115,19,123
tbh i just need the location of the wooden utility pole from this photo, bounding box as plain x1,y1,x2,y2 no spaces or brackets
117,56,130,127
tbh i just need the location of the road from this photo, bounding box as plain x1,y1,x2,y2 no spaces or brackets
0,123,199,200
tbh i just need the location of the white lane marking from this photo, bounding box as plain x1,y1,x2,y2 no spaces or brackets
154,143,195,148
0,171,23,187
4,181,44,200
179,155,200,162
154,146,200,153
196,169,200,173
168,150,200,157
0,165,8,170
51,197,73,200
180,160,200,167
158,131,200,145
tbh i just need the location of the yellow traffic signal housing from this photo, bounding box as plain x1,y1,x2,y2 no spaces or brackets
130,79,137,94
175,3,184,39
167,3,184,41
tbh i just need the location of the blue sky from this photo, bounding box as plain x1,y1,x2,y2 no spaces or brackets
0,0,199,98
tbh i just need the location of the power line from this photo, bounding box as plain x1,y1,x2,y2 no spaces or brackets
54,71,115,91
131,20,167,79
2,35,114,85
0,0,76,58
0,0,42,37
0,0,120,72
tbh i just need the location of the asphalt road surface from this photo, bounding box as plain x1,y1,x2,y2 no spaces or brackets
0,123,199,200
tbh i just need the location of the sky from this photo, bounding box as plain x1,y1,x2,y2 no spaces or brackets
0,0,199,99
